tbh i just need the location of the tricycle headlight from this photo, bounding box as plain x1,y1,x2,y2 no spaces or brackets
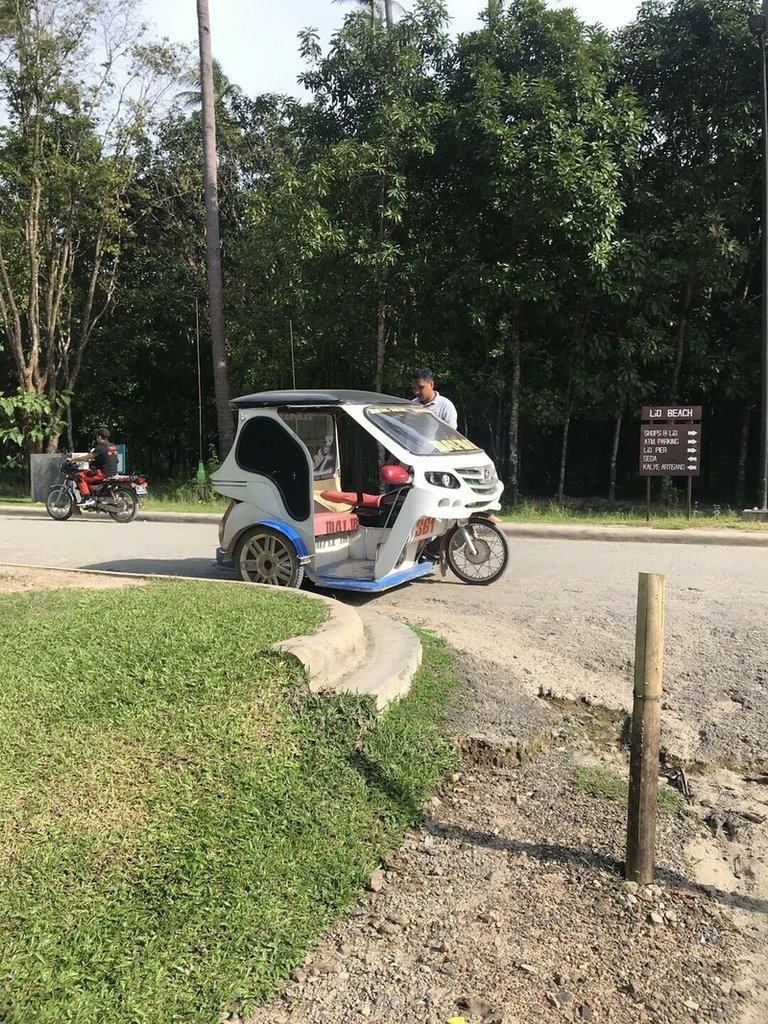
426,471,460,488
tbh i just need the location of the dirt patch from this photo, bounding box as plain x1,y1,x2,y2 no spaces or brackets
246,676,768,1024
0,565,146,593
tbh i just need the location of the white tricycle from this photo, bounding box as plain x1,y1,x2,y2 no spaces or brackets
212,389,508,592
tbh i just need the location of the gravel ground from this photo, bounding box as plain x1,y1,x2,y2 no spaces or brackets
246,662,768,1024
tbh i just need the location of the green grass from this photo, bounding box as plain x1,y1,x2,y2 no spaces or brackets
141,492,229,514
572,764,685,813
0,581,457,1024
502,499,768,531
0,494,33,504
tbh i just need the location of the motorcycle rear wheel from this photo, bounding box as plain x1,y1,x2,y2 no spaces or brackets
234,526,304,587
446,517,509,585
46,486,74,521
107,486,138,523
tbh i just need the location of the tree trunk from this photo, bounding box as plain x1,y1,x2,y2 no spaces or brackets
374,177,388,392
384,0,394,30
375,295,386,393
557,412,571,505
668,272,694,403
608,410,622,504
507,326,521,504
197,0,234,458
735,405,751,509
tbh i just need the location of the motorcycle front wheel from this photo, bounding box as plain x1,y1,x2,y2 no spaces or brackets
46,486,74,521
446,517,509,585
107,486,138,523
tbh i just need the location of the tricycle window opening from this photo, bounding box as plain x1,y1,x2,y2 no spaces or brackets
235,416,311,521
363,405,480,457
278,410,337,481
337,411,383,493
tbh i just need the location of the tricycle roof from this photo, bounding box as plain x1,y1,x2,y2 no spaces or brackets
231,389,410,409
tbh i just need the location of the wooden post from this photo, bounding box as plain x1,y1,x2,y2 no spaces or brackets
625,572,665,883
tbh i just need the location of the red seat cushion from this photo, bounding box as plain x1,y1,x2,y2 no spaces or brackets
314,510,360,537
320,490,383,509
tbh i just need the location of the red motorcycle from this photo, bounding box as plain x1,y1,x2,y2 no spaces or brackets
45,458,148,523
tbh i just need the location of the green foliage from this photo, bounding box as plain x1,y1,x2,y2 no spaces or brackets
0,0,186,433
0,580,457,1022
0,389,69,467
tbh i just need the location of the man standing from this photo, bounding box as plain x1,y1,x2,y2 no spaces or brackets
72,428,119,506
410,367,458,429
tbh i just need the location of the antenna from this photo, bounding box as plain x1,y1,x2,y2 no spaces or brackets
195,300,207,497
196,299,203,462
289,319,296,388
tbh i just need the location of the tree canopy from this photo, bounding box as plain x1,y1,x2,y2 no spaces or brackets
0,0,765,504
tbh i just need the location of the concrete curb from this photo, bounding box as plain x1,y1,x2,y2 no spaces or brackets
0,504,221,525
273,601,367,691
4,504,768,544
498,521,768,547
0,561,419,710
332,608,423,711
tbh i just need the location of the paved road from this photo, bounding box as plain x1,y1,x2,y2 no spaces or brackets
0,512,223,579
2,514,767,766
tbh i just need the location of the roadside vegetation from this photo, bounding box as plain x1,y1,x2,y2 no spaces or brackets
500,500,768,532
0,580,458,1024
572,764,685,815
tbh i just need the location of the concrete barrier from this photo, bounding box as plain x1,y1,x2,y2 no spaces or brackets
30,454,64,502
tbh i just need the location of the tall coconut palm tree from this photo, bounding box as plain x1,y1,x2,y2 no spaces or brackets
175,57,242,110
332,0,403,31
196,0,233,456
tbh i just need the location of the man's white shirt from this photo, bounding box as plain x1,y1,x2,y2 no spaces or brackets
411,392,458,429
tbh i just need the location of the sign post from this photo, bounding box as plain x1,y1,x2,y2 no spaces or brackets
639,407,703,519
626,572,665,884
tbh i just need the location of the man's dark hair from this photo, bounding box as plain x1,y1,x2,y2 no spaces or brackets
411,366,434,382
96,428,110,440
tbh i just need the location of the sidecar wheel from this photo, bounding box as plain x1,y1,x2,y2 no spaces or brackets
46,486,74,521
107,486,138,523
234,527,304,588
446,518,508,585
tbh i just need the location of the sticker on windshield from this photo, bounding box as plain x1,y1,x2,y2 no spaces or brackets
433,438,477,452
368,406,421,414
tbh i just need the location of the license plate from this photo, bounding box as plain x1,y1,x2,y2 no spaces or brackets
135,485,147,495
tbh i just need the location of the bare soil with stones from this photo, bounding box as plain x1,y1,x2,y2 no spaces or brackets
247,657,768,1024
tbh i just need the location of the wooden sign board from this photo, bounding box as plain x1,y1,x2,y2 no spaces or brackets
641,406,702,422
639,423,702,477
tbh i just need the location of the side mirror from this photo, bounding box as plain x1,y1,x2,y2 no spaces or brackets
380,464,411,486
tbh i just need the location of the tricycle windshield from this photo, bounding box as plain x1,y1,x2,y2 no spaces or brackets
364,405,480,456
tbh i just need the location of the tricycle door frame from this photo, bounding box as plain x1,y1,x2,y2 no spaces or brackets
220,409,317,554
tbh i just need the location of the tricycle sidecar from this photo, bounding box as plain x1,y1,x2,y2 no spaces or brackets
211,389,506,592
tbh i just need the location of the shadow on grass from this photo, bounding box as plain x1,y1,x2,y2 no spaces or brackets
348,748,422,821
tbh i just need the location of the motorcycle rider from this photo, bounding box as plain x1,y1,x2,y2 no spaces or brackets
71,428,119,507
